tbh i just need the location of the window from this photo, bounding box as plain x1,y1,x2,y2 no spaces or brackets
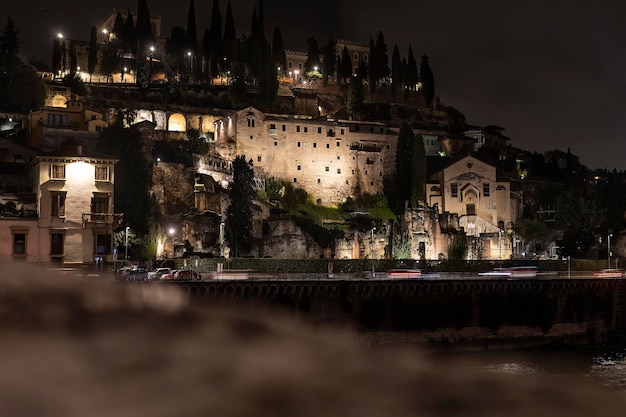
293,178,297,183
363,53,368,62
92,193,109,221
51,192,66,217
50,233,64,256
387,144,391,149
95,166,110,181
466,204,476,215
341,128,345,135
451,183,458,198
313,143,317,148
318,127,322,133
297,142,301,147
95,234,112,255
13,232,26,255
249,135,253,140
304,127,308,133
297,126,301,132
326,144,330,149
247,118,255,127
288,61,293,69
51,164,65,180
337,142,340,147
274,141,278,146
282,124,286,131
353,52,358,61
483,183,490,197
257,155,262,162
297,165,301,170
337,155,340,160
317,179,321,184
269,123,276,129
337,169,341,174
325,166,329,171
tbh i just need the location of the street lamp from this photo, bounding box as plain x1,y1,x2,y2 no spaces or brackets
125,226,130,261
122,67,127,82
149,45,155,83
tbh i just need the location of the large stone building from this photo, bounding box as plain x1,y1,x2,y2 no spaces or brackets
213,107,397,205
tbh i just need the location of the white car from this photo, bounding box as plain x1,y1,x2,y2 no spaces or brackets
148,268,172,280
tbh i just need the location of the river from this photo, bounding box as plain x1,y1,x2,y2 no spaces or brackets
432,346,626,391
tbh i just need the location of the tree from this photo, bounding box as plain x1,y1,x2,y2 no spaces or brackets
346,75,364,119
208,0,222,79
322,35,336,87
340,45,352,83
390,123,425,212
225,156,255,257
556,187,604,258
186,0,198,76
0,17,19,70
97,120,154,239
135,0,154,87
374,31,389,86
122,10,135,54
390,44,402,98
271,26,286,73
304,36,321,74
222,0,237,73
406,45,418,90
87,27,98,82
420,55,435,105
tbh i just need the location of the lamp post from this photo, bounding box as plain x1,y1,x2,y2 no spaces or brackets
149,45,154,84
187,51,193,76
606,229,613,268
125,226,130,261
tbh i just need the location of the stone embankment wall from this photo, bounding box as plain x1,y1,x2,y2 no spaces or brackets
173,278,626,349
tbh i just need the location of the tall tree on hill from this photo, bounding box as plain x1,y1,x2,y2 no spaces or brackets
112,12,125,43
257,0,266,43
390,44,402,99
222,0,237,72
374,31,389,86
420,54,435,105
165,26,189,91
406,45,418,90
123,10,135,54
271,26,286,74
88,26,98,82
368,35,375,95
0,18,45,113
202,28,210,78
135,0,154,88
225,156,255,257
346,74,364,119
304,36,322,74
390,123,425,212
186,0,198,76
208,0,222,80
322,35,336,87
340,45,351,83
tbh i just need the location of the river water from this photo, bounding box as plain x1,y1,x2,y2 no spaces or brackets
432,346,626,392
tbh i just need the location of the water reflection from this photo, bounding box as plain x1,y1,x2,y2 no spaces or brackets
433,347,626,391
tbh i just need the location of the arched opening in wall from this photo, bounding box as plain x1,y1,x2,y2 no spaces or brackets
498,220,505,230
51,94,67,108
168,113,187,132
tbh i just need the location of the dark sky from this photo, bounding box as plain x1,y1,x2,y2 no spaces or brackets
2,0,625,171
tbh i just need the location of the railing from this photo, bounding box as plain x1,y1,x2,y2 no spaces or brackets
82,213,124,226
350,143,381,152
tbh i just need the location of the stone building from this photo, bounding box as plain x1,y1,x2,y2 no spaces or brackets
213,106,397,205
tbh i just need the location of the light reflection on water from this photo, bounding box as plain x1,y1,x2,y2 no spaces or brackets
433,347,626,391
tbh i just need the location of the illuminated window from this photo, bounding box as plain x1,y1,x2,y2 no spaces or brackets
51,164,65,180
95,166,110,181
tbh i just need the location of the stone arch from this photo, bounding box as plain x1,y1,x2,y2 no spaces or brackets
168,113,187,132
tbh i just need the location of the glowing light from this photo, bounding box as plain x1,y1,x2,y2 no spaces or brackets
169,228,175,236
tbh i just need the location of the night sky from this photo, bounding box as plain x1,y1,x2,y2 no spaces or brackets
2,0,624,171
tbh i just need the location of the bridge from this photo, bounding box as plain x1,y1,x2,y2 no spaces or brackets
165,276,626,349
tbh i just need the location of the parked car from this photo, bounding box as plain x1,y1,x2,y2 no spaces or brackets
593,268,626,278
148,268,172,280
160,270,179,281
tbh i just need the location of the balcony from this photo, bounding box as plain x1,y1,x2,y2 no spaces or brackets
82,213,124,228
350,143,381,152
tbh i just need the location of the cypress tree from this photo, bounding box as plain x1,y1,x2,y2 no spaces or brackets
186,0,198,76
391,44,402,98
225,156,255,257
112,12,125,42
123,10,135,54
420,55,435,105
271,26,286,73
406,45,418,90
88,26,98,82
209,0,222,79
304,36,321,73
368,35,376,95
341,45,351,83
374,31,389,85
322,35,336,87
